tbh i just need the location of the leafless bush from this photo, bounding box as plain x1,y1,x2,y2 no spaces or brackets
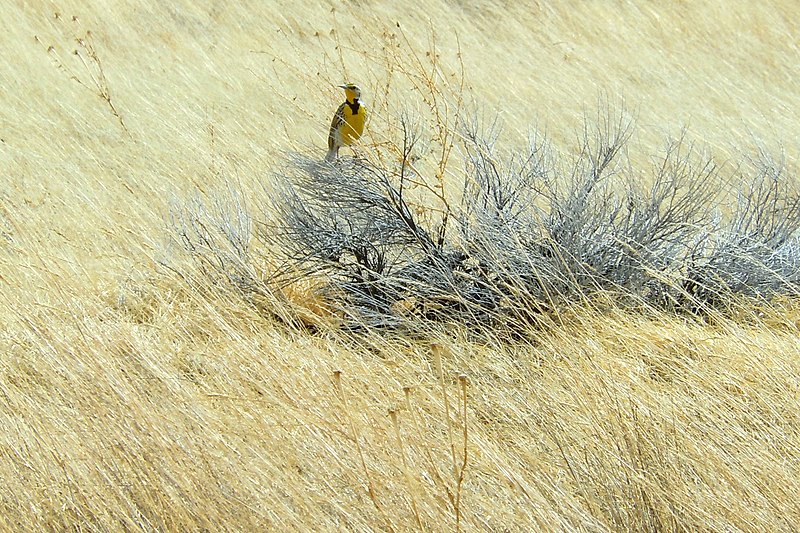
263,153,461,328
169,108,800,334
450,110,726,321
680,153,800,309
169,187,255,293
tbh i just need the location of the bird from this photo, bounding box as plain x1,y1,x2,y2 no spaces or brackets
326,83,366,162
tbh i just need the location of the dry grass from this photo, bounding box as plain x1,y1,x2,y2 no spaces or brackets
2,1,800,530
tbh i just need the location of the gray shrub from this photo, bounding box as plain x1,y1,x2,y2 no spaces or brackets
171,111,800,333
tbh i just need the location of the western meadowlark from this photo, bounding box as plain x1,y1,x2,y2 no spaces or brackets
325,83,366,162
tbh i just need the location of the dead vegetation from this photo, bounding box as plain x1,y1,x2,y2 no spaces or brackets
3,1,800,531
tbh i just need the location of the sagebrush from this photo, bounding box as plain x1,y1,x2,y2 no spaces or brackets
170,106,800,335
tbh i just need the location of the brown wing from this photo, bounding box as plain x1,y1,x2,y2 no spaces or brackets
328,102,347,151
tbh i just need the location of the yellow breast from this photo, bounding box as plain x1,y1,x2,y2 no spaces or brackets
341,101,366,145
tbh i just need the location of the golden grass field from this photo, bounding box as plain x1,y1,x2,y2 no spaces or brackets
2,1,800,530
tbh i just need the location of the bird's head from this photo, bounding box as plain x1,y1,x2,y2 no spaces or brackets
340,83,361,103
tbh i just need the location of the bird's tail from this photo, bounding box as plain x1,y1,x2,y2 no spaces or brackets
325,147,338,162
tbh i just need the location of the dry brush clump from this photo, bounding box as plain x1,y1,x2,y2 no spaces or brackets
166,23,800,333
169,105,800,336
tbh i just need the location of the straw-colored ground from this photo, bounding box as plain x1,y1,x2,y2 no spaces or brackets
2,1,800,530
